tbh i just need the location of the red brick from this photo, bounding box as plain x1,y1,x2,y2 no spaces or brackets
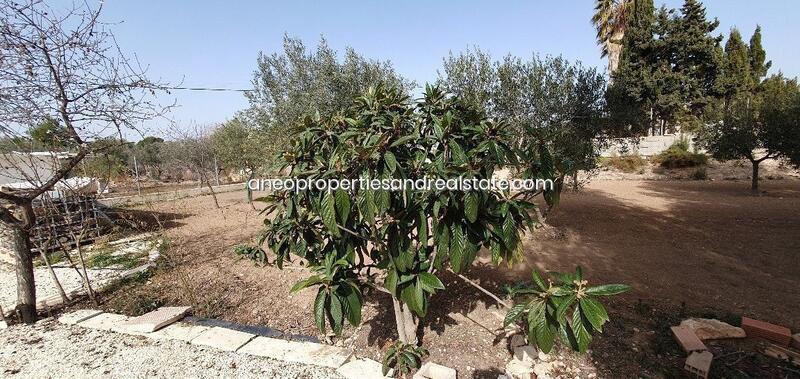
741,317,792,347
671,326,707,353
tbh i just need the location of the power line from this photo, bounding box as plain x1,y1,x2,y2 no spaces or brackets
158,85,253,93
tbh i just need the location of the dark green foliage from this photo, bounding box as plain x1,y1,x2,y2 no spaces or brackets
748,26,771,84
609,0,723,133
234,245,268,266
382,341,428,377
28,118,74,149
255,86,544,336
503,267,630,353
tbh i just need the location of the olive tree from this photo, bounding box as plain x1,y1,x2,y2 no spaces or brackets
257,86,538,345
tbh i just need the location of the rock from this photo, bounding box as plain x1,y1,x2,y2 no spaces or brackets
679,318,746,340
505,359,534,379
0,320,7,329
537,351,551,362
509,334,527,350
533,361,554,379
413,362,457,379
513,345,537,363
792,333,800,350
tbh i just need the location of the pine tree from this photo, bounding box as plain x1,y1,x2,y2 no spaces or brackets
667,0,723,126
748,26,772,85
607,0,657,135
721,28,753,102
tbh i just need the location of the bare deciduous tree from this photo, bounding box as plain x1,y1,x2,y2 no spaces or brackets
0,0,169,322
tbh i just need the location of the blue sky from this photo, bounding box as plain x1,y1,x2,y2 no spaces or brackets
95,1,799,139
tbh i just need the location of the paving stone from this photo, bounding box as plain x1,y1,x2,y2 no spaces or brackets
58,309,103,325
0,320,7,329
120,306,190,333
336,358,392,379
190,327,255,352
505,358,534,379
741,317,792,347
684,350,713,379
283,340,353,368
148,322,210,342
671,326,707,353
238,336,291,360
413,362,457,379
78,313,129,331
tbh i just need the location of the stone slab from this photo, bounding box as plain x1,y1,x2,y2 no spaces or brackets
120,306,190,333
148,322,211,342
671,326,707,353
283,340,353,368
238,336,292,360
680,318,745,340
0,320,7,329
413,362,457,379
78,313,129,331
58,309,103,325
191,327,255,352
336,358,392,379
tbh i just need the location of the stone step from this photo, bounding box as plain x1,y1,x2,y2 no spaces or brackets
119,306,191,333
78,313,129,331
191,326,256,352
58,309,103,325
148,322,211,342
336,358,393,379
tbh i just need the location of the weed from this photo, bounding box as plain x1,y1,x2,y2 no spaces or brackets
603,154,648,173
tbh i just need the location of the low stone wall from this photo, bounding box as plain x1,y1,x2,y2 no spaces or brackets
98,182,244,207
599,134,704,157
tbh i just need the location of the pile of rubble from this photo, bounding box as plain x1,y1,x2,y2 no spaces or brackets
671,317,800,378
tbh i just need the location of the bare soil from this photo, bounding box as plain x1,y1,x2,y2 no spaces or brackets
86,178,800,378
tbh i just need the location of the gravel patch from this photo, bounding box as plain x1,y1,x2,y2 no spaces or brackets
0,319,342,378
0,265,120,308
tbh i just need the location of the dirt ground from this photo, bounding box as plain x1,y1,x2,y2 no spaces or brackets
91,177,800,378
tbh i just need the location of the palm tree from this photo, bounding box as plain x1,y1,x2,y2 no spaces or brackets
592,0,632,74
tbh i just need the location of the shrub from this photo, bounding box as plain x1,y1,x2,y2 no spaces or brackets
691,167,707,180
504,267,629,353
654,139,708,169
382,341,428,377
602,154,647,173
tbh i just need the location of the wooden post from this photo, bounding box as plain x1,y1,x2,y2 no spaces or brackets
133,155,142,196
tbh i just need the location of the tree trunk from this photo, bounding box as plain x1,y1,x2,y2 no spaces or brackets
11,223,36,323
751,160,760,194
392,297,419,345
606,29,625,77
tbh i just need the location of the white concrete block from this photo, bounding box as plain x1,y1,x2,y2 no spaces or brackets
77,313,128,331
190,327,255,352
238,336,291,360
337,358,392,379
120,306,190,333
283,340,353,368
148,322,210,342
413,362,457,379
58,309,103,325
